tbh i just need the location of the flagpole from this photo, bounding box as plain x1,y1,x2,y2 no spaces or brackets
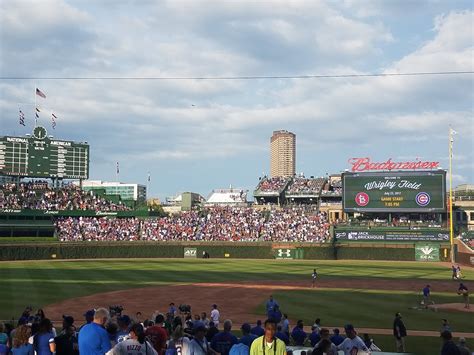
449,126,454,263
34,84,37,127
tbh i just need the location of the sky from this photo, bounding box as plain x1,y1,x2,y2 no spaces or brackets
0,0,473,200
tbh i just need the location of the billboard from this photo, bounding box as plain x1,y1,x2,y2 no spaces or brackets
335,229,449,242
0,126,89,179
415,244,440,261
343,171,446,213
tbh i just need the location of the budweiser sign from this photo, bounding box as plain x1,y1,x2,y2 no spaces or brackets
348,157,440,172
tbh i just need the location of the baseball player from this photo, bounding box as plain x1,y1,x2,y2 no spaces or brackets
458,283,469,309
312,269,318,288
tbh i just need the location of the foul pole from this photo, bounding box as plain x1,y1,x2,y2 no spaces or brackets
449,126,455,263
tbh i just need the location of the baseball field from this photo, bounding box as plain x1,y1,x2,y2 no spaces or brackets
2,258,473,354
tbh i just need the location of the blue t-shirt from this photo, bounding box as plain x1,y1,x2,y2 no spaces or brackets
211,331,238,355
34,332,55,355
275,332,289,345
239,334,258,347
229,343,249,355
12,344,34,355
291,327,307,346
79,322,111,355
330,334,345,346
309,331,321,347
250,326,264,337
268,311,282,324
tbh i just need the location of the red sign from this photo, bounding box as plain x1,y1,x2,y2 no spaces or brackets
348,157,440,172
355,192,370,206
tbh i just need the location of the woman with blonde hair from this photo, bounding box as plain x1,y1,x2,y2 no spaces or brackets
12,325,33,355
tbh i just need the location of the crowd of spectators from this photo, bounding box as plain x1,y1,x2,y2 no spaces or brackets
320,180,342,196
286,178,325,195
261,209,330,243
55,206,330,243
256,177,289,192
0,183,130,211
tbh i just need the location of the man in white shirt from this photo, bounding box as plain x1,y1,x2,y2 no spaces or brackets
210,304,220,328
190,325,215,355
337,324,370,355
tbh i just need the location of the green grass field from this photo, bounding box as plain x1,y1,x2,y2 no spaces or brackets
1,259,472,354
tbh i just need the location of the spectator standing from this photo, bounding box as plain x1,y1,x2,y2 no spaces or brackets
336,324,369,355
312,319,321,334
116,315,132,343
457,338,470,355
210,320,238,355
280,315,290,337
145,314,168,355
206,322,219,343
309,328,320,347
210,305,220,328
11,325,33,355
393,312,407,353
55,325,78,355
275,326,289,345
107,324,157,355
189,325,212,355
80,310,95,331
249,319,286,355
239,324,258,347
167,325,190,355
201,313,210,328
440,331,460,355
330,329,344,346
269,306,282,324
33,319,56,355
291,320,307,346
78,308,111,355
0,323,8,347
251,321,265,337
313,329,337,355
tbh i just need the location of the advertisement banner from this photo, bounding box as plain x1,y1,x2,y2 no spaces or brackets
415,244,440,261
343,171,446,213
184,247,197,258
335,230,449,242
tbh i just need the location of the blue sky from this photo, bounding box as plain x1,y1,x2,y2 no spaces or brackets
0,0,473,200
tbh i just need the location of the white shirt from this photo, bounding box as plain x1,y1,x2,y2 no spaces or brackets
210,309,220,324
337,336,370,355
189,338,210,355
169,336,191,355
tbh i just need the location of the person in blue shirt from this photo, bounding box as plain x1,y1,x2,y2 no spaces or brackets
33,319,56,355
250,321,264,337
268,306,282,324
211,320,238,355
239,324,258,347
275,325,289,345
330,328,345,346
78,308,111,355
115,315,132,343
422,284,431,309
291,320,307,346
11,325,34,355
309,327,320,347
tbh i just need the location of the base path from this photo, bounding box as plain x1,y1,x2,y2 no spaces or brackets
43,279,473,337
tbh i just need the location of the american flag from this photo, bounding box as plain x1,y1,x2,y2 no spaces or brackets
19,109,25,126
36,88,46,98
51,113,57,129
116,162,120,174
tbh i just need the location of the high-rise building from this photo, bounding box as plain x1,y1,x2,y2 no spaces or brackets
270,130,296,177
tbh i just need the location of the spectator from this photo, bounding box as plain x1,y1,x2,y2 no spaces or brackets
239,324,257,347
0,323,7,347
55,325,78,355
201,313,210,328
61,316,75,335
210,320,238,355
116,315,132,343
210,305,220,328
275,325,289,346
269,305,282,324
145,314,168,355
78,307,111,355
393,312,407,353
206,322,219,343
313,329,337,355
312,319,321,334
166,325,190,355
336,324,369,355
280,314,290,337
189,325,212,355
11,325,33,355
251,321,265,337
441,319,451,333
330,329,344,346
35,310,46,323
291,320,307,346
440,331,460,355
249,319,286,355
457,337,470,355
229,341,249,355
311,339,332,355
107,323,156,355
362,334,380,352
309,327,320,347
33,319,56,355
80,310,95,331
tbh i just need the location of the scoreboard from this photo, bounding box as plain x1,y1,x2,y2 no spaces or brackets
0,126,89,179
343,171,446,213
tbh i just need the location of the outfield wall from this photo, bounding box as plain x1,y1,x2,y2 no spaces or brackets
0,242,451,261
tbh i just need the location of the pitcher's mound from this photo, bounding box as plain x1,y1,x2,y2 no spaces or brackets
428,303,473,313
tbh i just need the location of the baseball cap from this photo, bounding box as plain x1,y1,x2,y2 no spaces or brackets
195,324,206,333
241,323,251,333
118,315,131,325
193,320,205,330
84,310,95,318
63,315,75,325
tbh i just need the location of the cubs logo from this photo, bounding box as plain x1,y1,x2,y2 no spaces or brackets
415,192,430,206
355,192,370,207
